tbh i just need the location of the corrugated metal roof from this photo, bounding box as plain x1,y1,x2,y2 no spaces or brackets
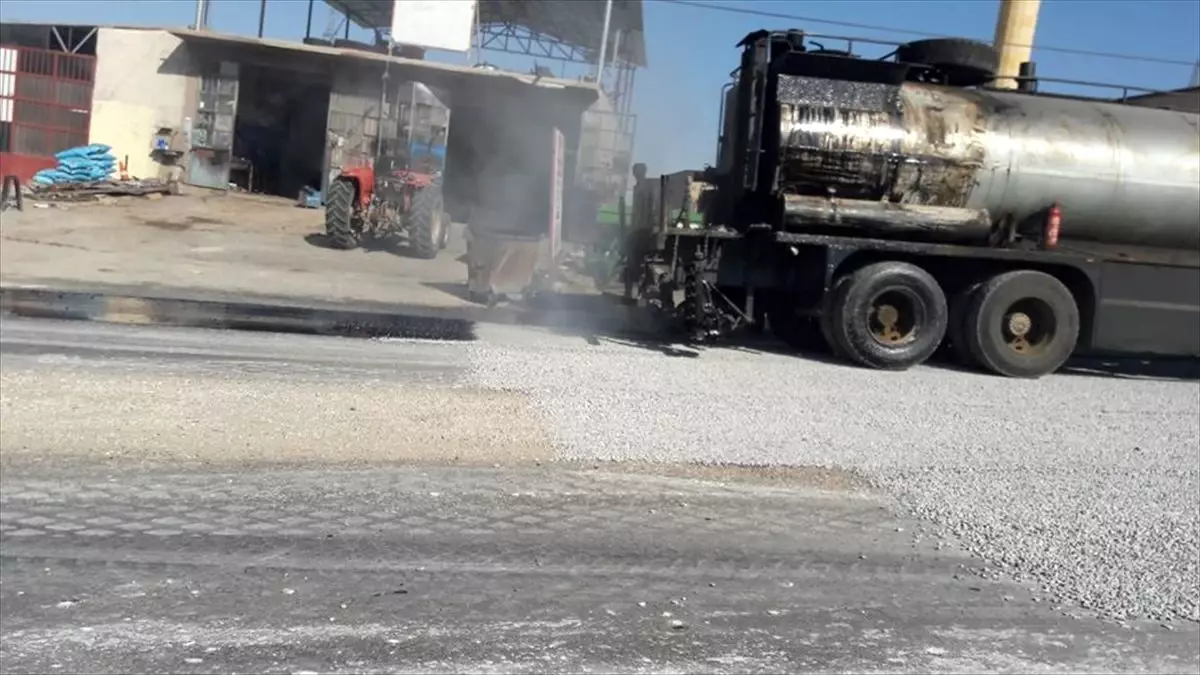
328,0,647,67
167,27,600,97
0,20,601,103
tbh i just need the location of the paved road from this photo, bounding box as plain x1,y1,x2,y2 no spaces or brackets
1,318,1197,674
0,317,553,468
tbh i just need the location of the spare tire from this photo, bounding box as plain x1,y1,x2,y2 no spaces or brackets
897,38,998,87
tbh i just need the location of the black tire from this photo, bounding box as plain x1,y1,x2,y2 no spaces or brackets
897,38,998,87
946,281,983,369
820,275,853,360
409,186,444,260
964,270,1079,379
829,261,948,370
324,178,361,250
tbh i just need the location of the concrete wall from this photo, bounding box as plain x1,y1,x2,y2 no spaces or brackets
324,62,384,192
89,28,193,180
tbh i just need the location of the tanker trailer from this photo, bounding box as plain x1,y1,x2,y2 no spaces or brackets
773,72,1200,251
624,29,1200,379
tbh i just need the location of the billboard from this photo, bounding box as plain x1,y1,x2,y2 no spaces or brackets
390,0,477,54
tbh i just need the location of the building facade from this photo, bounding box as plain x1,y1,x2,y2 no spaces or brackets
1,23,599,237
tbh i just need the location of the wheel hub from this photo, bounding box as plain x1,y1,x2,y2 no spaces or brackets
873,304,905,343
1007,311,1032,337
1004,310,1035,353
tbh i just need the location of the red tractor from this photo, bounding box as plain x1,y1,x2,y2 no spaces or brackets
324,81,451,259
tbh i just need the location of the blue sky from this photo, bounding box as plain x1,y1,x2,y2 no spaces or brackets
2,0,1197,174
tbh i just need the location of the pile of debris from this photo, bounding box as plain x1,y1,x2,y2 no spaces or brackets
31,179,175,203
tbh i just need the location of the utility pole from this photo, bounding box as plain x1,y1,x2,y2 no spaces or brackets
595,0,614,85
257,0,268,38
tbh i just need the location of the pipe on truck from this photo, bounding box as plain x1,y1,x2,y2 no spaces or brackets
783,196,993,242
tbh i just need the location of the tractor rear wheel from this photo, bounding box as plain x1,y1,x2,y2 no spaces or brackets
324,178,361,250
409,186,445,260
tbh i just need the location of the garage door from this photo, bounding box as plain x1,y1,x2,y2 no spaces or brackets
0,44,96,183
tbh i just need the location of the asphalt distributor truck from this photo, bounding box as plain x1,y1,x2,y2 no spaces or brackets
622,30,1200,378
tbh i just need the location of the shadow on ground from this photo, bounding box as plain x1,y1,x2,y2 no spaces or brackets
1057,355,1200,381
422,281,473,304
302,232,444,260
303,233,342,250
2,281,1195,382
525,292,1200,382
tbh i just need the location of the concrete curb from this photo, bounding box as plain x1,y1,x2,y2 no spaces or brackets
0,284,639,341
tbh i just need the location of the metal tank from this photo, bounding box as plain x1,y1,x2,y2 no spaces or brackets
774,74,1200,250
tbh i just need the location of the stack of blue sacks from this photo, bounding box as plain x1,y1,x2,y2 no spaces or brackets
31,144,117,186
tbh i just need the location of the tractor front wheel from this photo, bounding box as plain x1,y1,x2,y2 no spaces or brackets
409,186,445,260
324,178,361,250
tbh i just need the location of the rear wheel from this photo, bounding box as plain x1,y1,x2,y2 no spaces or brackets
946,281,983,368
829,261,948,370
964,270,1079,378
820,275,853,360
324,178,361,250
409,186,445,260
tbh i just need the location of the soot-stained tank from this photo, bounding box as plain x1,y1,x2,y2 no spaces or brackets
773,73,1200,250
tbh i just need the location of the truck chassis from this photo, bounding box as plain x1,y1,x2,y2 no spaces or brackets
626,217,1200,378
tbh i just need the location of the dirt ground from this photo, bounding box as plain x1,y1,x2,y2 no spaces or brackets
0,189,528,310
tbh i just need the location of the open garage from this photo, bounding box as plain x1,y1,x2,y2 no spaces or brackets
173,29,600,236
226,62,331,198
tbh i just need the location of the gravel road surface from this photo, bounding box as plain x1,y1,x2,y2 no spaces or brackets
2,464,1195,675
469,325,1200,625
2,317,1198,673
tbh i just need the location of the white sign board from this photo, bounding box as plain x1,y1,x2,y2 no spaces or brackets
391,0,476,53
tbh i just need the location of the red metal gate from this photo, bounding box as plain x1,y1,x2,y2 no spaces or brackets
0,45,96,183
